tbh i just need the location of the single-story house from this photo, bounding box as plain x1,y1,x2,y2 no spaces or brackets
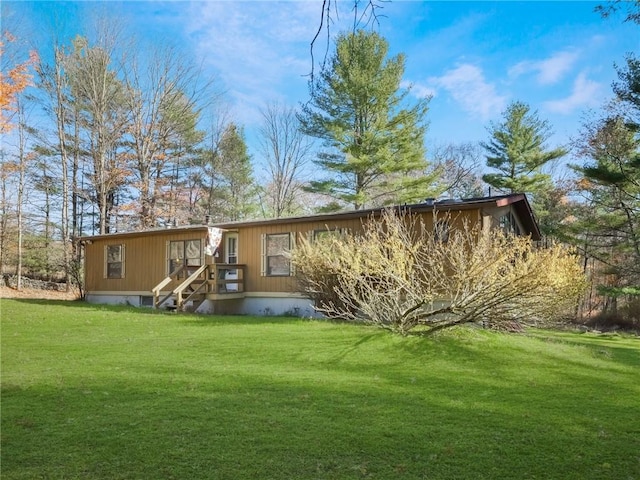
81,193,541,316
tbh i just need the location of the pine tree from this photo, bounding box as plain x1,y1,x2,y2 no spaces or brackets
482,101,566,194
65,36,129,234
573,116,640,296
571,51,640,304
299,30,434,211
204,124,258,222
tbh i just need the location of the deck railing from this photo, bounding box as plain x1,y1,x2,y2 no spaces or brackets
210,264,246,294
152,263,246,311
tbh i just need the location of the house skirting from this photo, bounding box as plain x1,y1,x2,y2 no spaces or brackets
198,292,321,317
85,291,154,307
84,291,322,317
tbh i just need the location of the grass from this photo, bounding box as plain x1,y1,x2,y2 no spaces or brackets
1,299,639,480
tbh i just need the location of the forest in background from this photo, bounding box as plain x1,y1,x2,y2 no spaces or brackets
1,1,638,324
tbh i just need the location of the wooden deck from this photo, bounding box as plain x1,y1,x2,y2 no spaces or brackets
152,263,246,311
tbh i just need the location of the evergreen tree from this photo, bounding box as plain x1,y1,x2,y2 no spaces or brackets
568,0,640,313
482,101,567,194
613,54,640,127
204,123,258,222
299,30,434,211
577,52,640,297
572,115,640,292
65,36,129,234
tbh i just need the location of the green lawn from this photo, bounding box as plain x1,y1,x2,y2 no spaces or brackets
1,299,639,480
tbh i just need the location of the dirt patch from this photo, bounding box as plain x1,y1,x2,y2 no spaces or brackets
0,286,79,301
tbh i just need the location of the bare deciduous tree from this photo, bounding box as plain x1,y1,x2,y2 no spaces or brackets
429,142,485,199
310,0,386,82
11,97,35,290
65,35,129,234
292,210,586,335
36,43,73,284
258,102,312,218
0,161,14,275
124,44,210,229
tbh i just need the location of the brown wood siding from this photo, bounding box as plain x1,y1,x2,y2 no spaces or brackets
234,208,481,294
482,205,525,234
84,209,483,295
234,217,363,294
84,229,209,293
83,196,542,298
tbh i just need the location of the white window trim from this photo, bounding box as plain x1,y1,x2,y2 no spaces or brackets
225,233,239,264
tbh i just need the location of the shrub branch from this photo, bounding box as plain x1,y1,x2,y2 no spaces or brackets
292,209,586,335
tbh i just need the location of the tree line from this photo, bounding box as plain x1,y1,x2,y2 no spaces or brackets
1,6,638,319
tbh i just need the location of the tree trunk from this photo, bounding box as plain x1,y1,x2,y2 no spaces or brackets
53,48,71,288
15,101,27,291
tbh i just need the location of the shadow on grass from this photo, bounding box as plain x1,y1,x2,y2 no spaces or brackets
2,360,639,480
183,314,307,328
3,297,89,308
525,330,640,369
2,297,319,328
3,299,640,479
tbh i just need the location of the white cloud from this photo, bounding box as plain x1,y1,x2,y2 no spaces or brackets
429,64,507,120
182,2,324,125
543,72,602,114
401,80,436,99
509,50,579,85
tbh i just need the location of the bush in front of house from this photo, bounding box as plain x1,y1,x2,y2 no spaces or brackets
292,209,586,335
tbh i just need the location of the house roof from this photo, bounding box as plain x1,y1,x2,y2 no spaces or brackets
80,193,541,242
80,224,211,242
213,193,541,240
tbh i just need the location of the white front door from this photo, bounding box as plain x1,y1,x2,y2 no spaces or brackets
225,233,238,264
225,233,238,291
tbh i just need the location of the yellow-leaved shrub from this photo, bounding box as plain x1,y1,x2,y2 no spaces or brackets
292,209,586,335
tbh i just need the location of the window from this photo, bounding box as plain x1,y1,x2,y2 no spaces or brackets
262,233,294,276
140,296,154,307
224,233,239,290
499,212,521,236
168,241,184,273
185,240,201,265
167,239,202,274
313,228,347,242
434,220,450,243
105,244,124,279
226,234,238,264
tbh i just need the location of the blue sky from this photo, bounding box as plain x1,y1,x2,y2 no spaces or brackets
5,1,640,168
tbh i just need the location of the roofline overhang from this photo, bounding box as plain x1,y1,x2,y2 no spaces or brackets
79,224,213,243
79,193,541,242
213,193,539,234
